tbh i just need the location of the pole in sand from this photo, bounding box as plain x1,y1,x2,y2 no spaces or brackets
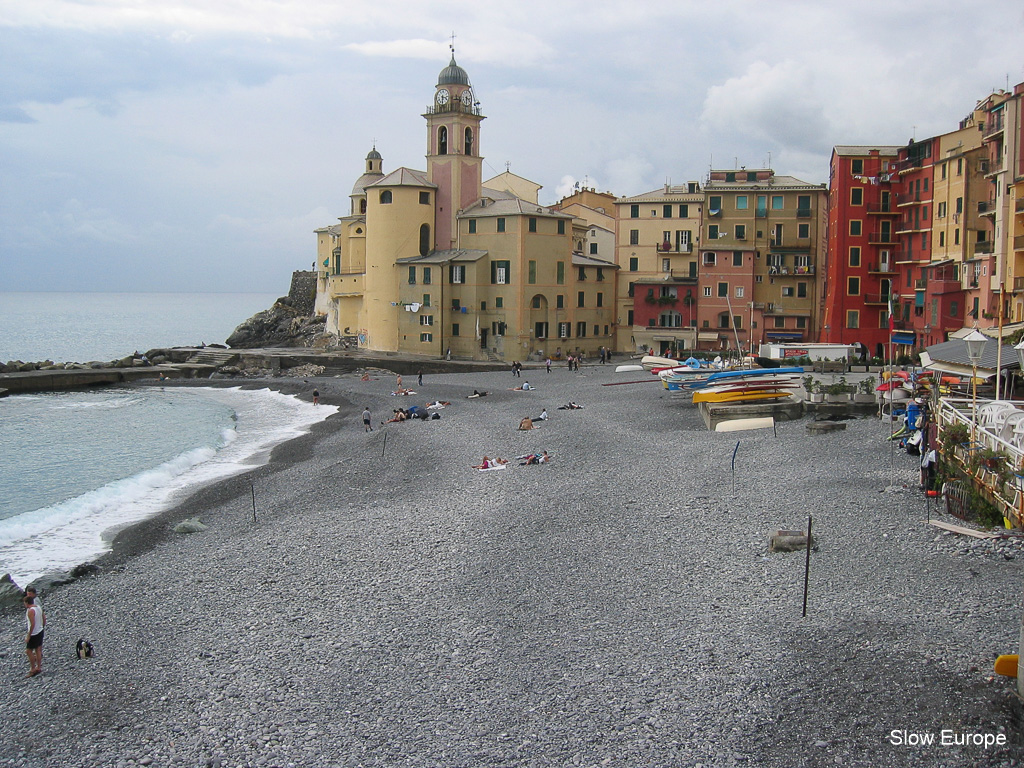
382,431,388,458
251,483,257,524
731,441,740,492
802,515,813,617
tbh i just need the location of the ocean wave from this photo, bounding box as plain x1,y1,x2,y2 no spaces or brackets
0,387,335,585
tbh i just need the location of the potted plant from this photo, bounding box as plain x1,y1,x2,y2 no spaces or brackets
854,376,877,403
825,376,852,403
939,422,970,457
803,375,824,403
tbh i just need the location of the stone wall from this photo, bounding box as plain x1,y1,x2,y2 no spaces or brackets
288,270,317,316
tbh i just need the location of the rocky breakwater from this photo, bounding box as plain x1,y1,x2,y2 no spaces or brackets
2,351,157,374
225,295,328,350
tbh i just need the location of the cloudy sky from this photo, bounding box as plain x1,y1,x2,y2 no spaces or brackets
2,1,1023,294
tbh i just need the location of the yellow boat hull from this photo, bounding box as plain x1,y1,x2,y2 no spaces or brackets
693,390,794,404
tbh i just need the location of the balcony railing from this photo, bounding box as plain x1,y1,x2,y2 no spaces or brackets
657,243,693,253
1014,277,1024,292
868,232,898,244
867,204,897,214
796,208,812,218
976,241,995,254
984,114,1005,138
767,266,815,276
978,200,995,215
755,208,767,218
1016,198,1024,214
1015,235,1024,251
868,262,896,274
914,279,927,289
863,294,891,305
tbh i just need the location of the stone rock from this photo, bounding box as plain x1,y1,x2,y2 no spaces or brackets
174,517,208,534
226,298,327,349
0,573,25,611
17,361,37,372
29,572,76,593
770,529,812,552
806,421,847,434
69,563,102,579
219,366,242,375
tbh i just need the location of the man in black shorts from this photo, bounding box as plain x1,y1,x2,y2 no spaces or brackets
24,594,45,678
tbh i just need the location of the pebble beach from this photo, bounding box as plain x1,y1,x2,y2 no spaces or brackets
2,362,1022,768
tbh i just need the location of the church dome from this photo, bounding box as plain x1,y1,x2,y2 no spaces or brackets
437,56,470,86
351,171,383,196
366,148,382,160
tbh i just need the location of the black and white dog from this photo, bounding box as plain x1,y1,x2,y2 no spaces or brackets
75,638,94,659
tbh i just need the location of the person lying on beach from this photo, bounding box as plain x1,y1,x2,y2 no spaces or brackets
517,451,551,465
426,400,451,409
535,409,548,421
518,417,535,431
557,402,583,409
392,388,416,396
468,390,489,398
383,409,407,424
510,382,533,391
472,456,509,469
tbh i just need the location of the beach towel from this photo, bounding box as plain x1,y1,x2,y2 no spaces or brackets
477,464,507,472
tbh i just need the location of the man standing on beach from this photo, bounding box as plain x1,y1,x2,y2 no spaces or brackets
362,407,372,432
24,594,44,677
417,370,423,387
312,388,320,406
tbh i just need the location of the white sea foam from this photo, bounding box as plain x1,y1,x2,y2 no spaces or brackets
0,387,336,585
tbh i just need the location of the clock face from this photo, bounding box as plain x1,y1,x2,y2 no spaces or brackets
461,90,473,106
436,88,450,106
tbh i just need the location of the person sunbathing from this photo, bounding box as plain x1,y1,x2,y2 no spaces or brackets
536,409,548,421
518,417,535,431
468,390,489,398
510,382,533,391
426,400,451,409
517,451,551,466
558,401,583,410
472,456,508,469
383,409,407,424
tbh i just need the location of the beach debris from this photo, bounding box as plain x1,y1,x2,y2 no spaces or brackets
770,529,812,553
174,517,209,534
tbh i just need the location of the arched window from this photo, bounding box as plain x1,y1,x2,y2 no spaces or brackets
380,190,392,204
438,126,448,155
465,127,474,156
419,224,431,256
359,199,367,214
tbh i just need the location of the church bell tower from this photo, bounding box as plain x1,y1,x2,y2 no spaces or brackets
425,51,485,251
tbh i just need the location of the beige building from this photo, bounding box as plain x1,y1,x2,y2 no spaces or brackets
314,55,616,361
699,170,828,352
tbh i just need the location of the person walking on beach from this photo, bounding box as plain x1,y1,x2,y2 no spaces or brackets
417,370,423,387
312,388,320,406
24,594,44,677
545,358,552,374
362,407,372,432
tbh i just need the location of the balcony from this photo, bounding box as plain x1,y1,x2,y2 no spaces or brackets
1014,277,1024,292
657,242,693,253
868,232,898,245
1016,235,1024,251
984,114,1005,138
766,266,815,276
868,262,897,274
863,294,891,306
867,204,897,215
978,200,996,216
976,241,995,254
796,208,812,218
755,208,767,218
1016,199,1024,214
914,278,927,290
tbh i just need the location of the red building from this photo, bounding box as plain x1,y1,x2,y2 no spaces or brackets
822,146,901,359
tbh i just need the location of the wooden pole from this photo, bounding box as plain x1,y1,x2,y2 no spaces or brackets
802,515,813,617
251,484,256,524
731,440,740,492
382,431,388,458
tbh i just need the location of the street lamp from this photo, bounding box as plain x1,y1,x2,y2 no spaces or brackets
964,328,988,444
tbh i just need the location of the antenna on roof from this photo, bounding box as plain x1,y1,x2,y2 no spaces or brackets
450,31,456,55
505,161,511,172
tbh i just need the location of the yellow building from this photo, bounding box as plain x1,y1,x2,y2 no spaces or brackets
314,55,615,361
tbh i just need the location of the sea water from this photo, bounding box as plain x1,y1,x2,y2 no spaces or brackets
0,291,333,586
0,386,336,585
0,291,279,364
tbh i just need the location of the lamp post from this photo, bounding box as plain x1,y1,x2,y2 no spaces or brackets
964,328,988,445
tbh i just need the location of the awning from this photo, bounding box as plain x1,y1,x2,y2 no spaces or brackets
697,332,719,341
919,351,997,381
892,331,916,346
766,332,803,340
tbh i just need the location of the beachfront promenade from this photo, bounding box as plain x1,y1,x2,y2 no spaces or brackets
1,364,1021,767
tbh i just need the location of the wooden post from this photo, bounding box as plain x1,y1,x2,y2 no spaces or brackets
382,431,388,458
802,515,813,617
251,484,256,524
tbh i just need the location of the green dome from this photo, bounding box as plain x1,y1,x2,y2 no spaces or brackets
437,56,470,86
